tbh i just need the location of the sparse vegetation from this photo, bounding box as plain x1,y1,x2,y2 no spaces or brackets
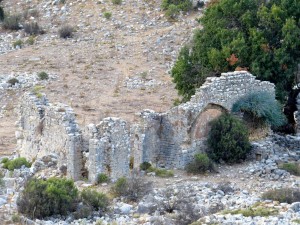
17,178,78,219
97,173,109,184
7,78,19,86
59,25,74,38
11,214,21,223
26,36,35,45
147,166,174,177
185,153,215,174
111,0,122,5
3,15,21,30
262,188,300,204
103,11,112,19
81,189,109,212
279,162,300,176
12,40,23,49
111,172,152,201
161,0,192,12
2,157,31,171
37,71,49,80
207,114,251,163
140,162,152,171
232,91,286,128
223,203,278,217
24,22,42,35
164,4,180,20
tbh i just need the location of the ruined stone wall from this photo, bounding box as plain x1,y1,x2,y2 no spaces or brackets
16,93,82,180
88,118,130,183
134,71,276,168
297,93,300,135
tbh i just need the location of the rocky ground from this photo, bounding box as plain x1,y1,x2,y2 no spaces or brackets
0,134,300,224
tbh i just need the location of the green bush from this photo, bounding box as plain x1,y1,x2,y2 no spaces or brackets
59,25,74,38
13,40,23,49
2,157,31,171
207,114,251,163
262,188,300,204
17,178,78,219
223,204,278,217
26,36,35,45
97,173,109,184
81,189,109,212
232,91,286,128
37,71,49,80
161,0,192,12
140,162,152,171
1,158,9,164
171,0,300,102
3,15,21,30
111,173,152,201
24,22,42,35
147,166,174,177
185,153,215,174
111,0,122,5
165,4,180,20
103,11,112,19
279,163,300,176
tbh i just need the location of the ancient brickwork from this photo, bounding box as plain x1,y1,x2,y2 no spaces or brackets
88,117,130,183
16,93,82,180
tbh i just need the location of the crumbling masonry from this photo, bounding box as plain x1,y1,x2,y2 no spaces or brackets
17,71,298,182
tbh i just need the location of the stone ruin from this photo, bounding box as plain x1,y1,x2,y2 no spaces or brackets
16,71,298,182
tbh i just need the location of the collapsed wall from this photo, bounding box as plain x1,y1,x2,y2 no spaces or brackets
16,93,82,180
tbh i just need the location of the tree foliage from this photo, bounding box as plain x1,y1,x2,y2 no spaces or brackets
171,0,300,101
207,114,251,163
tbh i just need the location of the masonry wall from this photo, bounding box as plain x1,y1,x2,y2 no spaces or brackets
134,71,276,168
17,93,82,180
88,117,130,183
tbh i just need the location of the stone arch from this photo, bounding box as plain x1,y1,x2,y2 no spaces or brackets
191,103,228,140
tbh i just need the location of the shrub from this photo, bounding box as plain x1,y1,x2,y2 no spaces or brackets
2,157,31,171
232,91,286,128
161,0,192,12
3,15,21,30
262,188,300,204
73,204,92,219
37,71,49,80
24,22,42,35
59,25,74,38
17,178,78,219
1,158,9,164
103,12,112,19
11,214,20,223
97,173,109,184
185,153,215,174
111,172,152,201
111,0,122,5
279,163,300,176
81,189,109,212
26,36,35,45
7,78,19,86
12,40,23,48
165,4,180,20
147,166,174,177
140,162,152,171
207,114,251,163
0,7,4,21
223,204,278,217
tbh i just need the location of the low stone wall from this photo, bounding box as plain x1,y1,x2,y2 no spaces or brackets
16,93,82,180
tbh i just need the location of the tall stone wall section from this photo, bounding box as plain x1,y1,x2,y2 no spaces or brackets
16,93,82,180
88,118,130,183
133,71,276,169
297,93,300,135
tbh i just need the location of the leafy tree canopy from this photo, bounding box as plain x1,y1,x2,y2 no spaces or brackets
171,0,300,102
